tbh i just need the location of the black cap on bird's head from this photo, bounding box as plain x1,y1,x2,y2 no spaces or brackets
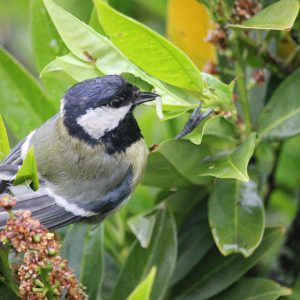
61,75,159,153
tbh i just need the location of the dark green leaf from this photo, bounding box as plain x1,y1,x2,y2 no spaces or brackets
14,146,39,190
30,0,69,102
172,227,284,300
171,221,214,285
0,115,10,161
211,278,291,300
258,69,300,141
229,0,299,30
110,209,177,300
209,180,265,257
94,0,203,92
0,48,55,139
61,224,104,300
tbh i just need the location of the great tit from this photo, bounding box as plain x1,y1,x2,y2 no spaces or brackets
0,75,158,229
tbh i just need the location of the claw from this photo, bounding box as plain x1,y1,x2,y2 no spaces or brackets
176,103,214,139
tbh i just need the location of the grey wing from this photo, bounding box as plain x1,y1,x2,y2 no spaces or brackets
0,135,82,230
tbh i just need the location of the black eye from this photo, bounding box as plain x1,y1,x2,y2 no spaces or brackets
110,98,123,108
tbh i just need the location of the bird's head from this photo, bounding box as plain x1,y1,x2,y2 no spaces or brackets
61,75,158,150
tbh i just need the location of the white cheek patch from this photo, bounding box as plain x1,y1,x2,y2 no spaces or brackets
76,105,131,139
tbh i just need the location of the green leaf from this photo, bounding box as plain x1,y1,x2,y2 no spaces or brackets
30,0,69,102
171,221,214,285
211,278,291,300
0,48,55,139
258,69,300,141
42,0,199,117
61,223,104,300
209,180,265,257
229,0,299,30
0,248,19,296
128,214,156,248
197,132,256,182
110,209,177,300
172,227,285,300
14,147,39,191
0,115,10,161
94,0,203,93
201,72,236,116
186,116,238,146
127,267,157,300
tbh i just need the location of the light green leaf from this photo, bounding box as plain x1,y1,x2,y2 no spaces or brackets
211,278,291,300
186,116,238,145
229,0,299,30
0,48,55,139
110,209,177,300
30,0,69,102
0,115,10,161
42,0,199,117
128,214,156,248
258,69,300,141
62,223,104,300
209,180,265,257
94,0,203,93
127,267,157,300
14,146,39,191
201,72,236,116
197,132,256,182
172,227,285,300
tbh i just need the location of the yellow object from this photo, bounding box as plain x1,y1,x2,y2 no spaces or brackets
167,0,216,70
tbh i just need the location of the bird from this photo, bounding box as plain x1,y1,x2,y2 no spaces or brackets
0,75,159,230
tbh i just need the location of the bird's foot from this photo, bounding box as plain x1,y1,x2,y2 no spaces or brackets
176,103,214,139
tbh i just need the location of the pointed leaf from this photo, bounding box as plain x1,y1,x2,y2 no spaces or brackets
0,115,10,161
94,0,203,92
258,69,300,141
0,48,55,139
128,214,156,248
14,147,39,191
62,223,104,300
209,180,265,257
229,0,299,31
127,267,157,300
110,209,177,300
172,227,285,300
211,278,291,300
197,132,256,182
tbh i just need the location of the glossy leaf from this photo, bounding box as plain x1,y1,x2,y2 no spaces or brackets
186,116,238,145
209,180,265,257
0,48,55,139
258,69,300,141
211,278,291,300
110,209,177,300
172,227,285,300
0,115,10,161
127,267,157,300
128,214,156,248
94,0,203,92
171,221,214,285
14,146,39,191
197,132,256,182
30,0,69,102
229,0,299,30
42,0,199,117
62,223,104,300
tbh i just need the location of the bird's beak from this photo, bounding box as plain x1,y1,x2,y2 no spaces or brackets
134,91,159,105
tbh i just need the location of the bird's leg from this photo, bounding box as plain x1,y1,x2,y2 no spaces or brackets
176,102,214,139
